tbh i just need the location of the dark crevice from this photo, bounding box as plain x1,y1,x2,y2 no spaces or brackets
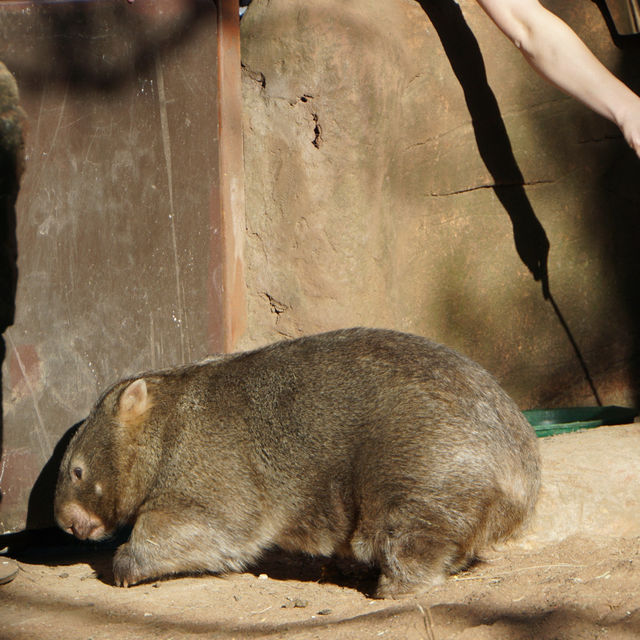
576,133,624,145
265,293,287,315
241,62,266,88
311,113,322,149
430,179,555,198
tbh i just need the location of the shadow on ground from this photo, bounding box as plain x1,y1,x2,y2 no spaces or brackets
1,528,381,596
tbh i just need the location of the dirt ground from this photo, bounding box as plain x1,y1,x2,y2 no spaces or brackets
2,425,640,640
1,535,639,640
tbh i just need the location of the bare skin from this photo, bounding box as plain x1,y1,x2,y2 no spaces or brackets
476,0,640,157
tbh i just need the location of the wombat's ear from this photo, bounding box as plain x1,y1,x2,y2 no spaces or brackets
118,379,151,423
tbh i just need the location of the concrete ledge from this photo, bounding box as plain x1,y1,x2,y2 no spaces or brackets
519,423,640,546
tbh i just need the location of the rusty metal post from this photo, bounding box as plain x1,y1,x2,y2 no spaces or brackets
210,0,247,353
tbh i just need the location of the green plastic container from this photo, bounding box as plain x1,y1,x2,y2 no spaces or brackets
523,406,638,438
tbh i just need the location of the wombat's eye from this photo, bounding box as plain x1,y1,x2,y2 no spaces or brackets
72,466,83,481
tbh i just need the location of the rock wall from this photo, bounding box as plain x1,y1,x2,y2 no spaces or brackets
240,0,640,409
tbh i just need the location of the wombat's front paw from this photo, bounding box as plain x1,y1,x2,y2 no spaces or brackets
113,544,149,588
374,574,414,599
374,572,442,599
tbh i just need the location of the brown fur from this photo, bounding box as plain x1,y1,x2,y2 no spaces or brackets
54,328,540,596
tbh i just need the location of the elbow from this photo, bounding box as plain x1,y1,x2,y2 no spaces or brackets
508,24,535,57
492,6,538,56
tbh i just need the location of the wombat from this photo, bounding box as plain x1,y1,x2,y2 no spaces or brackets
55,328,540,597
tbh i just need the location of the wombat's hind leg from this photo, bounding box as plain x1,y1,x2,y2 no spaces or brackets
373,534,461,599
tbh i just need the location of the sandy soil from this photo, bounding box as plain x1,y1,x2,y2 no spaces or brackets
2,425,640,639
1,532,638,639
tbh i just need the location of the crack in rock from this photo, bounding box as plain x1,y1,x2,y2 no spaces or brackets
430,179,554,197
265,292,288,315
241,62,266,88
311,113,322,148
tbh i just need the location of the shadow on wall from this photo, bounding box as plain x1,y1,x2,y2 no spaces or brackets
592,0,640,407
1,0,216,94
0,62,23,493
417,1,551,298
418,0,608,405
26,422,81,530
593,0,640,47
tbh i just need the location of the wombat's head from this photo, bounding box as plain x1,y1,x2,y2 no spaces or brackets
54,378,153,541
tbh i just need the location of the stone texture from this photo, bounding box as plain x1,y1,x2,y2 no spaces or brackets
519,423,640,545
240,0,640,409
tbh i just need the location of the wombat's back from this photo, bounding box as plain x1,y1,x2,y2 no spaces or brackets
193,329,540,578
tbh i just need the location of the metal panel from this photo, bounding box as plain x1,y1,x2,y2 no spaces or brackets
0,0,244,532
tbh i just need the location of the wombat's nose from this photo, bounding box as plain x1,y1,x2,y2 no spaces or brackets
70,523,90,540
69,518,105,540
57,502,105,540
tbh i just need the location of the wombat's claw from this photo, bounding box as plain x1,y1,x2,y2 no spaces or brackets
113,568,133,588
113,569,138,588
113,546,146,587
113,570,132,588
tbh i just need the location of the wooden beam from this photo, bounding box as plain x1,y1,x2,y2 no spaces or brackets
210,0,246,353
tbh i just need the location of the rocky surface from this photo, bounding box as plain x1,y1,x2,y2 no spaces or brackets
239,0,640,409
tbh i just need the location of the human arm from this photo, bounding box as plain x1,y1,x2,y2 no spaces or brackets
475,0,640,157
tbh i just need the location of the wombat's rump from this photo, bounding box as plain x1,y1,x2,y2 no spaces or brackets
55,328,540,597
